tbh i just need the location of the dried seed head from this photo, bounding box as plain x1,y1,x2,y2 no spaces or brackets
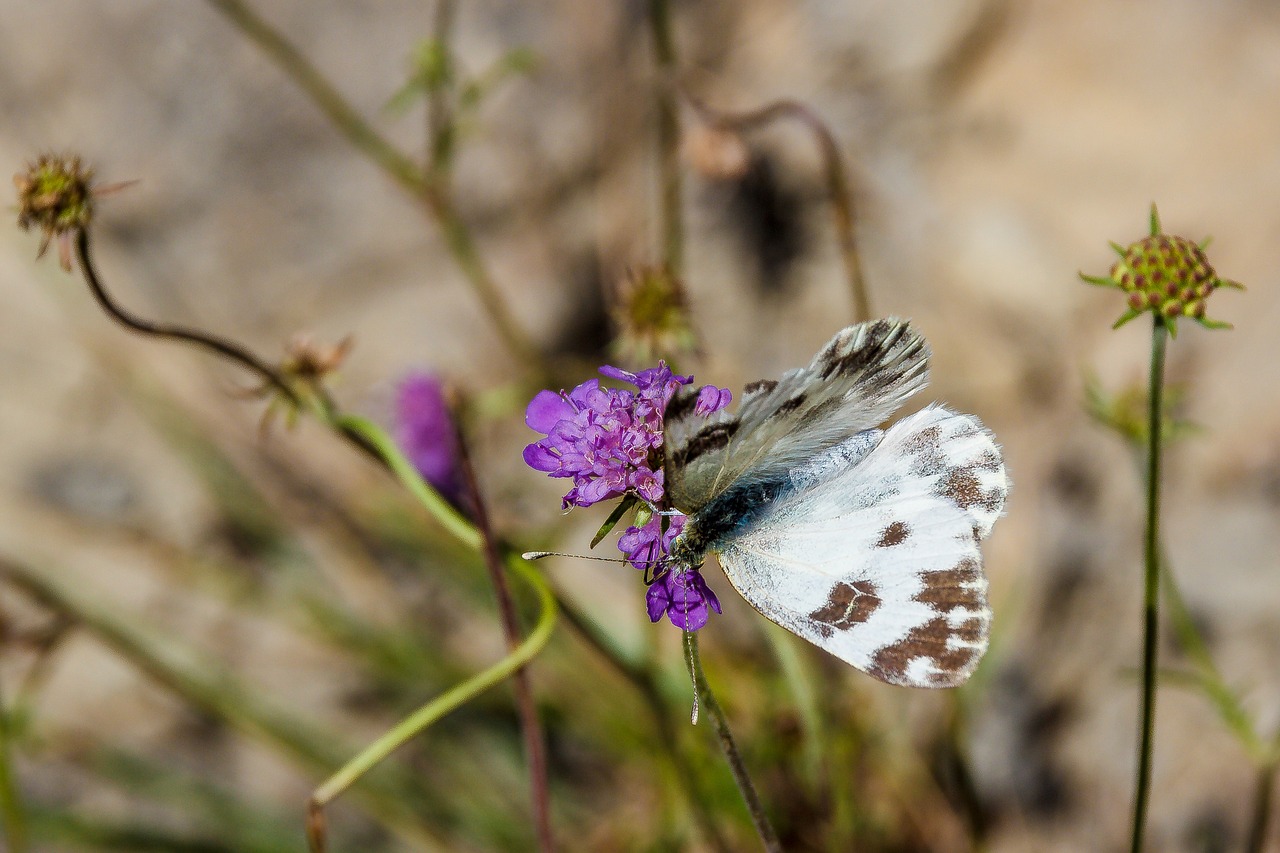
15,154,97,270
611,265,698,363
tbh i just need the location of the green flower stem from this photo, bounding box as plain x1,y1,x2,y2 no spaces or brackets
685,632,782,853
682,95,871,323
308,553,556,850
335,414,481,550
647,0,684,274
204,0,544,370
1131,315,1168,853
453,420,554,853
552,597,732,853
0,556,446,852
0,681,28,853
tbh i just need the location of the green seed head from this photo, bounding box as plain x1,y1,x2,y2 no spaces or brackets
1080,208,1241,332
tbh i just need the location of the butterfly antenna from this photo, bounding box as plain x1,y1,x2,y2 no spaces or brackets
521,550,667,567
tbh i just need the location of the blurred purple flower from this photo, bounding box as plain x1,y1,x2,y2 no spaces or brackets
395,372,464,506
524,361,731,630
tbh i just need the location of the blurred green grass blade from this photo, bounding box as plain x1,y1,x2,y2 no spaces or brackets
0,556,448,851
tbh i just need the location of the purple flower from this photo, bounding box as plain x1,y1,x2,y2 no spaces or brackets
695,384,732,416
646,568,722,631
524,362,734,630
395,373,464,506
618,512,685,570
523,363,692,510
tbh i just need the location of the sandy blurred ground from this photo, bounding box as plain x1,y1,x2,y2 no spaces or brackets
2,1,1279,850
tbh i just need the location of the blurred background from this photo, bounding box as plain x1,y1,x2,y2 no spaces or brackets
1,1,1279,850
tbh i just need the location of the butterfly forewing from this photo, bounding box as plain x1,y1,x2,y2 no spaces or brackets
664,319,930,513
715,405,1007,687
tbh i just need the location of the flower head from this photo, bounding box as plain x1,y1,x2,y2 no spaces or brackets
1081,205,1242,335
14,154,132,272
611,266,699,364
524,362,731,630
396,372,465,507
524,362,696,509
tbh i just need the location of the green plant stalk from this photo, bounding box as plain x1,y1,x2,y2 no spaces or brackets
1131,315,1168,853
685,632,781,853
309,555,556,827
647,0,683,274
0,557,445,852
204,0,543,368
0,681,28,853
549,594,732,853
336,414,480,549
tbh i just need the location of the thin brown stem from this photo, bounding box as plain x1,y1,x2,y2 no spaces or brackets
75,229,298,404
1245,762,1277,853
204,0,544,369
685,632,781,852
453,419,554,853
647,0,684,274
684,94,871,323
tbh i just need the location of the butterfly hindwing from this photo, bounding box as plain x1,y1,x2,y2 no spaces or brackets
664,319,930,513
715,405,1007,687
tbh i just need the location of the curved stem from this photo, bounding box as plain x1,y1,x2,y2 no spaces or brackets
684,632,781,852
74,229,298,405
308,554,556,850
683,95,871,323
1131,315,1167,853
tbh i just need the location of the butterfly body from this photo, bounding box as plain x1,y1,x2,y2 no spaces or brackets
662,319,1007,688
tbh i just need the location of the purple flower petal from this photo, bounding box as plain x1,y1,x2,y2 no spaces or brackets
695,385,733,416
525,389,573,432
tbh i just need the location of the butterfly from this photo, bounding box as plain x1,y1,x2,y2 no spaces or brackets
662,319,1008,687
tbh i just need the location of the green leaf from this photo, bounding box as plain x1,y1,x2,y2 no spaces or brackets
1148,203,1162,237
591,495,638,548
1112,308,1143,330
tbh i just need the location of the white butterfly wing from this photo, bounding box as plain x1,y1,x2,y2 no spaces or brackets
664,319,929,513
716,405,1008,687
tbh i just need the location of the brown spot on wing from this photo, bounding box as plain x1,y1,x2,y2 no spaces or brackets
808,580,882,638
663,389,699,422
914,559,983,614
867,616,983,686
865,556,989,686
775,394,807,415
875,520,910,547
670,421,739,468
939,467,1002,513
743,379,778,395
